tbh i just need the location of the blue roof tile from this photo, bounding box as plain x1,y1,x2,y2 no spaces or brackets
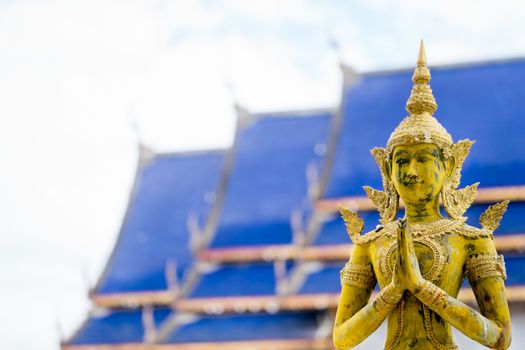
189,261,294,298
71,308,171,344
211,111,331,247
163,311,322,343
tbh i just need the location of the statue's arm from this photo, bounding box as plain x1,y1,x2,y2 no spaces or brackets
333,244,403,349
412,237,511,349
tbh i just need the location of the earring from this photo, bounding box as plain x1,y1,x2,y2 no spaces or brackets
365,147,399,224
441,140,477,220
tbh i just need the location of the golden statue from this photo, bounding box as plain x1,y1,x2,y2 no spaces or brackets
333,41,511,350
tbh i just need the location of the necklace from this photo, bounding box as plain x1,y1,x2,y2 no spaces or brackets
406,218,461,238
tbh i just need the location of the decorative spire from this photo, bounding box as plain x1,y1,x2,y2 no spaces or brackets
405,40,437,116
386,40,452,155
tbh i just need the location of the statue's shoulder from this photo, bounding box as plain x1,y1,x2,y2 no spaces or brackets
338,205,395,245
358,223,396,245
453,200,509,240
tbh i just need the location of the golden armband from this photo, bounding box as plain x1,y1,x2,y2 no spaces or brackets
340,262,376,289
466,254,507,282
414,280,448,309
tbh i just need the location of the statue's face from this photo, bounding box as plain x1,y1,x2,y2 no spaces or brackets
390,143,446,205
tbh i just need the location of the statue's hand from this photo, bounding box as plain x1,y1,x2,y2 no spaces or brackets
397,219,424,292
392,235,406,295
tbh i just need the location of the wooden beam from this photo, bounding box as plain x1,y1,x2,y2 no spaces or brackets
196,244,353,263
174,294,339,313
196,245,298,263
91,290,174,308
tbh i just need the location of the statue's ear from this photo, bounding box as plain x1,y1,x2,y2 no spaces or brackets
445,155,455,178
384,158,392,181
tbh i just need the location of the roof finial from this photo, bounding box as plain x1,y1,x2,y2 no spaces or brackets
405,39,437,115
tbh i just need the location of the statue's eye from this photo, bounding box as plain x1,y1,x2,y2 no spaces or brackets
417,157,429,162
396,158,408,165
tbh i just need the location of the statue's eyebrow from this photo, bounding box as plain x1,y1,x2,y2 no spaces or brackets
393,150,410,158
416,148,439,157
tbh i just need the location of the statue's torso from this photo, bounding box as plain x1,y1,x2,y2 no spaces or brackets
366,219,485,350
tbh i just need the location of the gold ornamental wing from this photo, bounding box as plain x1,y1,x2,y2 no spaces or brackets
443,182,479,220
479,200,509,231
448,140,475,189
338,205,364,244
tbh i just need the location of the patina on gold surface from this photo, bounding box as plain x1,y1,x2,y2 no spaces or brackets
333,41,511,350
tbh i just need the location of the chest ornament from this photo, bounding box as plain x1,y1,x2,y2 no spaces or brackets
379,236,447,284
377,219,460,284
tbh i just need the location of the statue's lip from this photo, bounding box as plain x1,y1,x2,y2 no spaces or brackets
403,179,422,185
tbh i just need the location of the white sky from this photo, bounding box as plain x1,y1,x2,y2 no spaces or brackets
1,1,525,349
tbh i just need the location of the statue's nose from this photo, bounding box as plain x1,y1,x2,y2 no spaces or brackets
405,160,419,180
406,173,418,181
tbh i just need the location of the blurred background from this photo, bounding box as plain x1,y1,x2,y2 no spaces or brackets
2,1,525,349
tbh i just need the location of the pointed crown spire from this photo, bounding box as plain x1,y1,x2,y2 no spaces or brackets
386,40,453,156
406,40,437,115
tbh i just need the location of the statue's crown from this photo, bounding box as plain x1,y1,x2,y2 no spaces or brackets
386,40,453,157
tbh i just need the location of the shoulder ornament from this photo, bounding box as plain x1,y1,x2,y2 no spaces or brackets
339,206,364,244
339,205,394,244
479,200,509,231
446,200,509,239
